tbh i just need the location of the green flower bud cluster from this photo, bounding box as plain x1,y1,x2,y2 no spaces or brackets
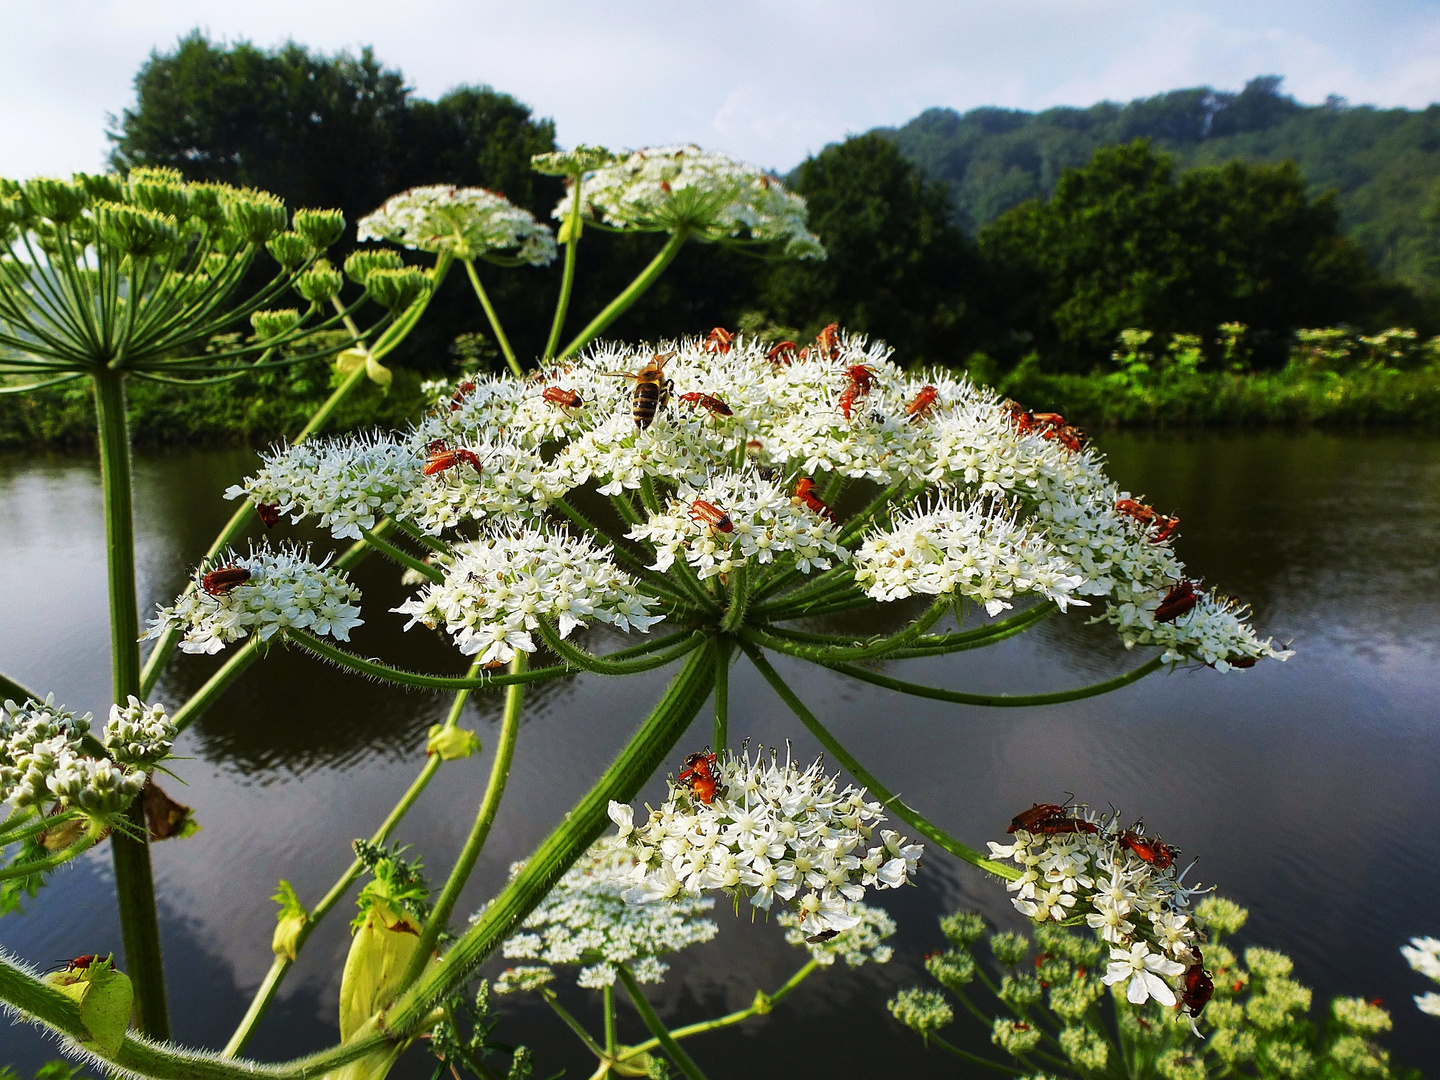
889,902,1414,1080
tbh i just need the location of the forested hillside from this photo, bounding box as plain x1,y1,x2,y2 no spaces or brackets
881,77,1440,291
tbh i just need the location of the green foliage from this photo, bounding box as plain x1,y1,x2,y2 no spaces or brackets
886,75,1440,295
977,140,1390,365
0,1061,93,1080
757,133,981,363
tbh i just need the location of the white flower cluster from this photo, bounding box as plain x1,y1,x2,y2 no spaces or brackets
392,526,664,665
101,695,175,768
608,747,922,935
988,813,1205,1009
357,185,557,265
144,542,364,654
852,496,1085,615
1402,936,1440,1016
1102,590,1292,670
0,695,144,816
778,900,896,967
495,837,717,991
627,472,845,580
558,145,824,259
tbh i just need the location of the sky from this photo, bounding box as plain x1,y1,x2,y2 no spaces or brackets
3,0,1440,179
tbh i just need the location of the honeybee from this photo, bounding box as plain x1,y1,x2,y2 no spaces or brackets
603,351,675,430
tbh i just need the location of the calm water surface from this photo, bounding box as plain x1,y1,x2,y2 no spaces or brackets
1,432,1438,1075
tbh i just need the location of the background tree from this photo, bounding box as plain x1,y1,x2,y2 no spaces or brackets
756,133,983,363
978,140,1404,367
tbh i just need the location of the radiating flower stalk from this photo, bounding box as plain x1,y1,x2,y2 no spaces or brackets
0,141,1296,1080
890,896,1407,1080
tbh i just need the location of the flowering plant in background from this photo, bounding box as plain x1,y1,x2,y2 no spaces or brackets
0,136,1326,1080
1402,936,1440,1017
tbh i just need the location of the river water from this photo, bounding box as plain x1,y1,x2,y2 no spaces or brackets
1,432,1438,1076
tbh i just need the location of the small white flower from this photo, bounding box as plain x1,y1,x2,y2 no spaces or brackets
1103,942,1185,1006
358,185,556,264
102,696,175,768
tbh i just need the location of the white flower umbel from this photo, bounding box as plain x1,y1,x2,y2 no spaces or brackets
852,496,1085,615
392,526,664,665
0,695,91,809
102,696,175,768
627,472,845,580
987,812,1205,1008
357,185,557,265
609,746,922,935
45,756,145,816
558,145,824,258
1101,590,1293,670
779,900,896,967
495,837,717,991
144,542,364,654
1404,936,1440,1016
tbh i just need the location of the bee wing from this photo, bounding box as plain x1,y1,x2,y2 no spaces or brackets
598,371,640,380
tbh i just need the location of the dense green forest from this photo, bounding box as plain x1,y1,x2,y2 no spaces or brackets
881,76,1440,293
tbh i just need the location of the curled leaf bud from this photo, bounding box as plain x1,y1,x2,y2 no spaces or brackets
335,348,393,390
364,266,431,313
251,308,303,342
344,248,405,286
93,201,180,258
340,897,423,1040
222,189,288,244
272,880,309,961
266,230,316,271
425,724,480,761
22,178,86,224
295,259,344,305
43,956,134,1058
293,208,346,250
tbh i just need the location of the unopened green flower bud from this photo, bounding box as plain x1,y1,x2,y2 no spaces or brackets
344,248,404,286
270,879,309,961
364,266,431,312
1209,1025,1258,1066
295,259,343,304
0,195,25,232
266,231,315,271
940,911,986,948
1061,1026,1110,1072
223,189,288,244
43,955,134,1058
888,988,952,1041
1049,973,1104,1022
1329,1034,1389,1077
188,183,228,227
1260,1040,1314,1079
293,208,346,250
23,177,86,224
999,973,1043,1008
1332,996,1392,1035
992,1017,1042,1056
925,948,976,991
93,201,181,258
1197,896,1248,937
426,724,480,761
1155,1048,1204,1080
74,172,124,204
251,308,303,342
128,174,193,222
990,930,1029,966
531,145,618,177
1244,947,1294,981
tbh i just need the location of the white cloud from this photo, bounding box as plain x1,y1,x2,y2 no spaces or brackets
2,0,1439,180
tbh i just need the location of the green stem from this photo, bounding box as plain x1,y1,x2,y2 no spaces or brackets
616,959,820,1063
604,984,617,1057
283,629,571,690
402,652,528,987
739,642,1019,881
381,645,716,1034
534,621,705,677
93,369,169,1041
540,987,608,1059
741,599,948,663
168,641,261,735
713,636,731,752
292,362,367,442
718,565,751,634
837,477,911,545
543,183,583,361
558,231,688,359
0,822,103,880
221,660,484,1056
827,654,1165,707
359,526,443,582
615,965,708,1080
0,809,77,848
930,1034,1026,1075
463,260,523,378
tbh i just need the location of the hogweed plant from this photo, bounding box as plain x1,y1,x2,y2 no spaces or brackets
0,141,1301,1080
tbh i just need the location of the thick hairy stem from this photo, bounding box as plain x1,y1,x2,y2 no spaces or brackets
534,621,705,676
403,653,528,986
221,663,484,1057
382,645,716,1034
463,260,523,378
544,182,583,361
558,231,687,359
93,370,169,1040
739,643,1020,881
741,598,949,663
168,641,260,735
359,526,444,582
0,822,103,880
713,636,731,752
828,653,1165,706
615,965,708,1080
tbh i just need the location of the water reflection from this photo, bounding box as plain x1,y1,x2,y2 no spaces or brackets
1,432,1438,1075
